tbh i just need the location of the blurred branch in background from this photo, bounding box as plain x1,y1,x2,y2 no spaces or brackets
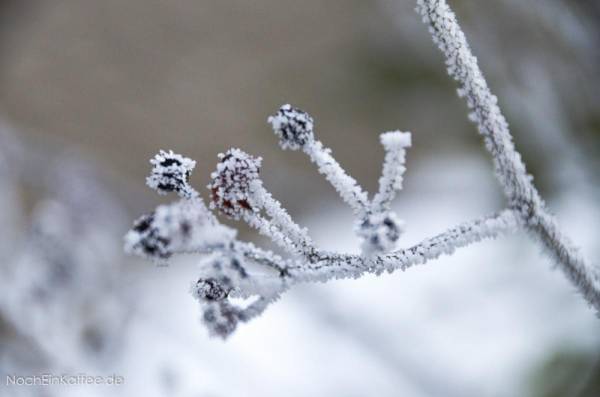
0,126,132,396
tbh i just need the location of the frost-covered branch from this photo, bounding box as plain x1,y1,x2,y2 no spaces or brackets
268,104,370,215
267,105,413,256
126,104,523,338
208,147,314,258
416,0,600,312
124,1,600,338
284,209,519,284
372,131,412,214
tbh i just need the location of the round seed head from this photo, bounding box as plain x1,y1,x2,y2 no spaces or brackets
146,150,196,196
268,104,314,150
124,212,172,259
193,278,231,301
358,212,405,255
202,302,238,338
209,148,262,219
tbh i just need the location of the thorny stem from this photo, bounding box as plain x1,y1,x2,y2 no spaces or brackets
416,0,600,311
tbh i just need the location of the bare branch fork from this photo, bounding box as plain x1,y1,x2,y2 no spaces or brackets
125,0,599,338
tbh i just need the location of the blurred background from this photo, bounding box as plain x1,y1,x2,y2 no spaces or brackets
0,0,599,396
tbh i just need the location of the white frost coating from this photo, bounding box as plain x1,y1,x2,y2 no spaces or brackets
416,0,600,312
241,210,301,255
380,130,412,148
376,132,412,203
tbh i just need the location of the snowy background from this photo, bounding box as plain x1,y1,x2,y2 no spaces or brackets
0,1,599,396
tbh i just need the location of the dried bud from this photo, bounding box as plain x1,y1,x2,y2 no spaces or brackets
125,200,235,260
209,148,262,219
357,212,404,255
268,104,314,150
193,278,231,301
202,302,239,338
146,150,196,196
124,212,171,259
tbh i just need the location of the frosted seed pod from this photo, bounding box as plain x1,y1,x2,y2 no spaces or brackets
268,104,314,150
209,148,262,219
146,150,196,196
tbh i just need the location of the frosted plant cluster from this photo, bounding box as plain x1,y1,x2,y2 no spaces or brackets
125,0,600,338
126,106,515,338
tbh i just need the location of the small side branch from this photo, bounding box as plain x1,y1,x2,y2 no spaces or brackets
268,104,370,215
372,131,412,213
303,140,370,214
287,209,520,284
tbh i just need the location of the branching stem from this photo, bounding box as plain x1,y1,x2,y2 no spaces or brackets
416,0,600,311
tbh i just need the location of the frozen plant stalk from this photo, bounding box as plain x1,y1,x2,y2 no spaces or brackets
416,0,600,310
125,1,600,338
